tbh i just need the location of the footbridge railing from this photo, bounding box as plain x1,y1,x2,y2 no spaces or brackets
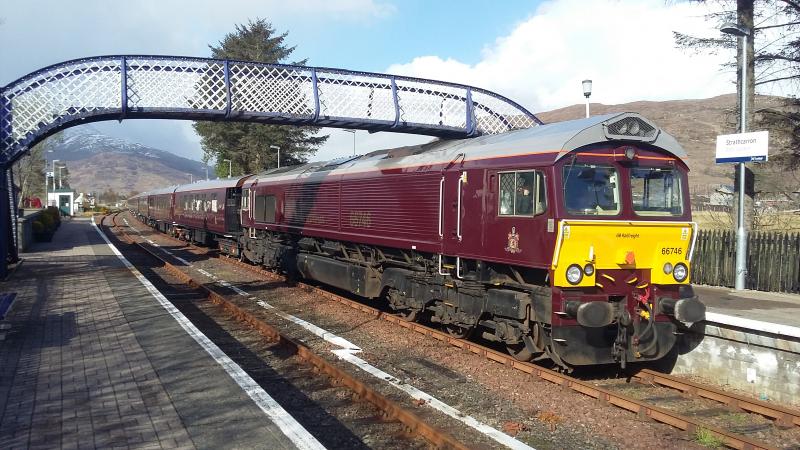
0,55,541,165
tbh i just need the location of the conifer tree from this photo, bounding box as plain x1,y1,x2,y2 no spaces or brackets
193,19,328,177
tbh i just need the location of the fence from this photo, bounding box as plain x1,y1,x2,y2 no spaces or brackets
691,230,800,293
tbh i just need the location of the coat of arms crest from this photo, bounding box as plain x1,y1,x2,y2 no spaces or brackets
505,226,521,254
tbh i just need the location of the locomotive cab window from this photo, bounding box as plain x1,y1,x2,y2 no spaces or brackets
630,167,683,216
241,189,250,210
562,164,620,216
499,171,546,216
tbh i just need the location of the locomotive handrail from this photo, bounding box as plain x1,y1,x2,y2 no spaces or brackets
456,171,465,242
438,177,445,238
0,55,542,165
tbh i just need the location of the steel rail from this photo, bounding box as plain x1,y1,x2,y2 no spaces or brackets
636,369,800,428
103,214,469,450
121,211,793,450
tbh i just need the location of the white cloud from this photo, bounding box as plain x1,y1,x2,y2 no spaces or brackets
386,0,735,113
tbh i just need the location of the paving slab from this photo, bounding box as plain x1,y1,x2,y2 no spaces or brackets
0,217,301,449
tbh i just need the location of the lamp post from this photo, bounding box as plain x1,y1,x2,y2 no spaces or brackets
51,159,59,206
189,173,193,183
721,22,750,291
582,79,592,118
223,159,232,178
57,166,64,189
205,166,209,181
269,145,281,168
343,129,356,155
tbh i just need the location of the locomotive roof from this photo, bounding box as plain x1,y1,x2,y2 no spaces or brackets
245,112,688,184
172,176,251,193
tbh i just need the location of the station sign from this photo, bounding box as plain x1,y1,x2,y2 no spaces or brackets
715,131,769,163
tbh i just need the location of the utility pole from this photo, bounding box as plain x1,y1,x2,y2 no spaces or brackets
720,22,751,291
223,159,232,178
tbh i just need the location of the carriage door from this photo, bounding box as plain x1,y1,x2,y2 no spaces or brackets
225,188,241,233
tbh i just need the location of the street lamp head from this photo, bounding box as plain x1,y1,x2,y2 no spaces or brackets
269,145,280,150
720,22,750,37
582,79,592,98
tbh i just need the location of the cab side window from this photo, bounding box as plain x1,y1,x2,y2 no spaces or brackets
499,170,546,216
241,189,250,210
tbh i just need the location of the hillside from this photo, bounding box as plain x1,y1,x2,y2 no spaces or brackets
49,128,206,195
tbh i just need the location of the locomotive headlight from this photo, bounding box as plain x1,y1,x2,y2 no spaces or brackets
673,263,688,282
624,147,636,160
566,265,583,285
583,264,595,276
663,262,673,274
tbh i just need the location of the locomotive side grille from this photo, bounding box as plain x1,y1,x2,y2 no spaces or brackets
603,115,658,141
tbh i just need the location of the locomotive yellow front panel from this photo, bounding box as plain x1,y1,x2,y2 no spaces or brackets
551,220,696,288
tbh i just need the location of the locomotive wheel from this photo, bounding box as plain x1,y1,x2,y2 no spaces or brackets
444,324,472,339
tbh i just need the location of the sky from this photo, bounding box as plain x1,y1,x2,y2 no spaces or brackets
0,0,790,164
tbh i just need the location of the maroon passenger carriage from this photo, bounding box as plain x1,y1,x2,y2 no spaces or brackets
132,112,705,371
143,185,177,232
170,177,252,246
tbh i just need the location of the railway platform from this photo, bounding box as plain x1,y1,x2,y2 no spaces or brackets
0,217,313,449
672,285,800,407
694,284,800,336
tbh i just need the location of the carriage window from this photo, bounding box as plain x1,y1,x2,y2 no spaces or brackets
630,168,683,216
211,194,218,213
562,164,620,216
499,171,546,216
241,189,250,210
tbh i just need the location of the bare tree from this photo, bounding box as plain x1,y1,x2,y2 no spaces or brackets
674,0,800,228
13,132,64,207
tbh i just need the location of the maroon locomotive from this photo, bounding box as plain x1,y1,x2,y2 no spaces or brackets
131,112,704,371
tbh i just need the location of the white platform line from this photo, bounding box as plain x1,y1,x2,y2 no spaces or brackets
91,217,325,450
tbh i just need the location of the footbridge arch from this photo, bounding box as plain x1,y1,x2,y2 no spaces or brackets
0,55,541,276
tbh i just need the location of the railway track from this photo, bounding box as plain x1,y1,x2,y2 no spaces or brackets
116,211,800,450
103,213,470,450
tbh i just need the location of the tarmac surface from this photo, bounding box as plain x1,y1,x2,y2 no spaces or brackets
694,284,800,336
0,218,306,449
